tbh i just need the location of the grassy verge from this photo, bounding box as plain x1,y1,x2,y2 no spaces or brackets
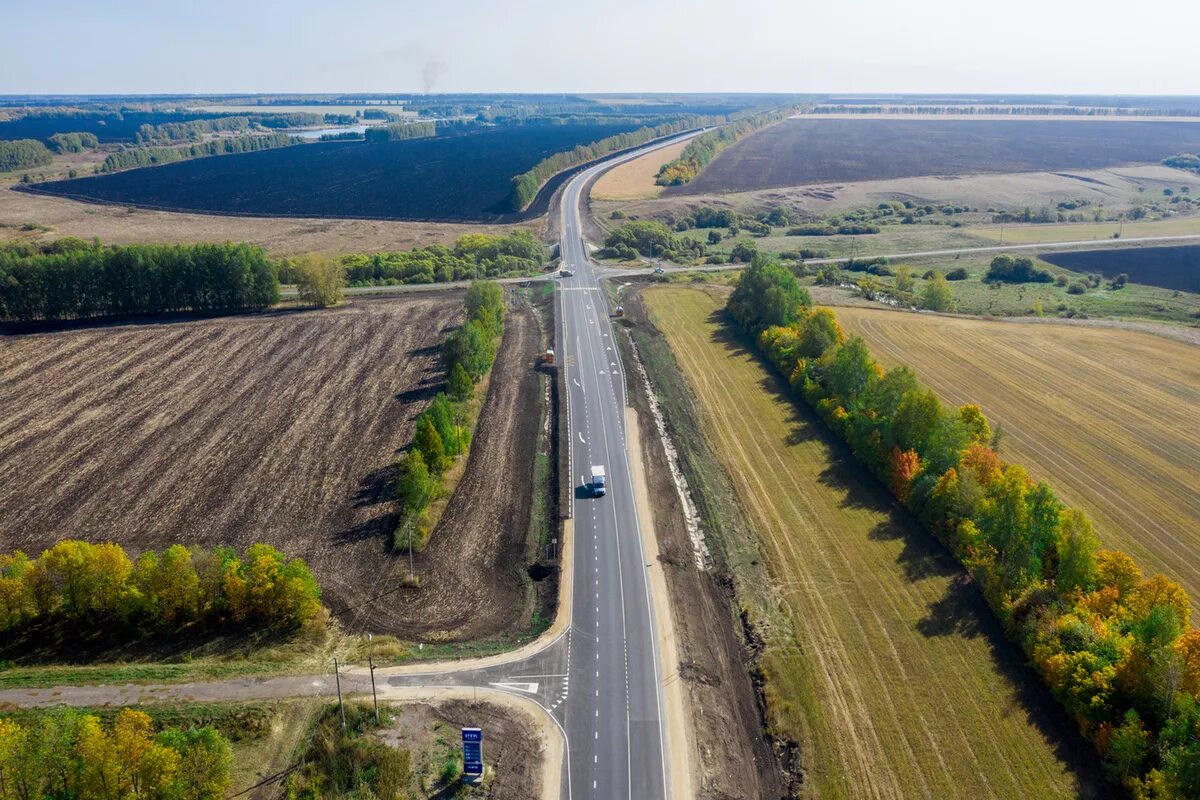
642,285,1099,799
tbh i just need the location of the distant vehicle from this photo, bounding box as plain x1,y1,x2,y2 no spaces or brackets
613,305,624,317
653,267,665,274
560,268,575,277
538,348,555,368
590,465,607,497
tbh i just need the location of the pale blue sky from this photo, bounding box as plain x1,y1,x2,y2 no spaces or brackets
1,0,1196,95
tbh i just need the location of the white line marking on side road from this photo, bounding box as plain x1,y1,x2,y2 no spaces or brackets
488,681,540,694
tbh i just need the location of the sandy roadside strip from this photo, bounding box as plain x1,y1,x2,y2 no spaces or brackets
626,406,695,800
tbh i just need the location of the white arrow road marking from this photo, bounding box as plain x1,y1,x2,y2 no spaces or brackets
578,432,587,444
573,378,581,387
599,370,606,375
489,682,539,694
610,362,617,367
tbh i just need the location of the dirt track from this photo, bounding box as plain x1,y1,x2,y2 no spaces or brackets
0,297,460,633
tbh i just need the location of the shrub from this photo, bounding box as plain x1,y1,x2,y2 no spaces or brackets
985,254,1053,284
946,267,969,281
1067,282,1087,295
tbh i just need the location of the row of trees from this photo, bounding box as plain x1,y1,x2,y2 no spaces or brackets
508,115,724,211
100,132,295,172
1164,153,1200,174
0,709,231,800
47,132,100,153
729,256,1200,797
0,139,52,172
0,239,279,322
394,282,506,552
362,121,437,142
655,106,797,186
0,540,322,638
337,231,544,285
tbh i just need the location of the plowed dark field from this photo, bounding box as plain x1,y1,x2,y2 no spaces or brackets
670,118,1200,194
1042,244,1200,293
0,297,472,634
30,123,640,221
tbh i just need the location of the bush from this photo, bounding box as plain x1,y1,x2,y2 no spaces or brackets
946,267,970,281
47,132,99,153
787,225,836,237
1067,282,1087,295
603,220,705,263
985,254,1053,284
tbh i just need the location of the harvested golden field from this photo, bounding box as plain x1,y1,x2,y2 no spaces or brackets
643,286,1099,800
836,307,1200,602
0,180,543,257
591,139,688,200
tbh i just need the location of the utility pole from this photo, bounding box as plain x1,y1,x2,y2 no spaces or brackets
334,658,346,729
368,634,380,724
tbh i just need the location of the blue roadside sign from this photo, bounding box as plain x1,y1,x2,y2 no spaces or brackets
462,727,484,779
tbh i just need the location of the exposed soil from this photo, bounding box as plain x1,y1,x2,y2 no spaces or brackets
612,284,788,799
0,293,524,642
367,291,551,641
669,118,1200,195
377,699,544,800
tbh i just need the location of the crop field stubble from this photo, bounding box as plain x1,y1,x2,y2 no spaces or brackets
26,123,643,222
0,293,542,640
666,118,1200,195
833,306,1200,605
642,285,1101,800
590,138,688,200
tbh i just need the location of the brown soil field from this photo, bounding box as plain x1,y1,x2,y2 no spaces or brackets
369,292,548,641
669,118,1200,195
591,140,688,200
835,307,1200,605
0,181,544,257
0,294,543,640
595,164,1200,224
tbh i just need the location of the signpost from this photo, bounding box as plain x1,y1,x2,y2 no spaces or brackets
461,727,484,783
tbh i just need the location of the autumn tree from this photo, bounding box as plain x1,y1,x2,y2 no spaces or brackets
294,254,345,307
921,272,956,311
1056,508,1100,595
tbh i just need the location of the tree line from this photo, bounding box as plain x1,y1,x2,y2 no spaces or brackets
0,708,231,800
507,115,725,211
0,540,321,643
47,132,99,153
99,132,295,172
0,139,52,172
655,106,797,186
394,281,506,552
729,256,1200,797
335,230,544,285
363,121,437,142
0,239,279,322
